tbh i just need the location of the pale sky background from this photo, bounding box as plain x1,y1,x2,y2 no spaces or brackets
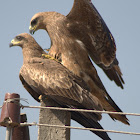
0,0,140,140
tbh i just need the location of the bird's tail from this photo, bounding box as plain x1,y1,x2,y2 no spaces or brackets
71,111,111,140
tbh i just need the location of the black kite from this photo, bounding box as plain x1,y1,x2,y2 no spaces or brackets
10,33,111,140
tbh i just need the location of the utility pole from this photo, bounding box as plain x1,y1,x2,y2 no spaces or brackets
38,96,71,140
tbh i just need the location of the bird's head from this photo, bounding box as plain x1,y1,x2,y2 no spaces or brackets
9,33,35,48
29,12,63,35
29,12,46,35
9,33,44,61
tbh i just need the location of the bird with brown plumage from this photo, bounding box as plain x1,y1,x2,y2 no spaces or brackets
10,33,111,140
29,0,129,125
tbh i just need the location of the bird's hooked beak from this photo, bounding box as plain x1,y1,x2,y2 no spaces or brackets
29,25,37,35
9,39,20,47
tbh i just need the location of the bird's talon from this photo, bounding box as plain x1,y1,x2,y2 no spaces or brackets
46,48,50,52
38,95,43,102
42,54,60,63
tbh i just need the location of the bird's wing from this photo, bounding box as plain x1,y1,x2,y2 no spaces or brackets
19,73,40,102
99,60,125,89
67,0,124,88
20,61,111,139
67,0,116,66
20,59,102,113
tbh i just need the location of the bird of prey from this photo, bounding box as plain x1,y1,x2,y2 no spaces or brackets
10,33,111,140
29,0,124,89
29,1,129,124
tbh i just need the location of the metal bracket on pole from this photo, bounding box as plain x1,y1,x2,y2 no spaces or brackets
12,113,30,140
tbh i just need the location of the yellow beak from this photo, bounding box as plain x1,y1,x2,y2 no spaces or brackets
9,39,20,47
29,25,37,35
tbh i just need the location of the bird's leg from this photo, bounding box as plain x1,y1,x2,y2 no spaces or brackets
42,54,60,63
38,95,43,102
46,48,50,52
38,95,49,102
43,48,50,52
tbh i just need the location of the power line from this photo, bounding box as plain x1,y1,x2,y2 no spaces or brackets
1,105,140,116
21,105,140,116
20,122,140,135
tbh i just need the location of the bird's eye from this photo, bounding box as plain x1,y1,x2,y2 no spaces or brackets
31,18,37,26
16,36,23,41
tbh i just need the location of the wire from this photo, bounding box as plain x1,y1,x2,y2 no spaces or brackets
1,105,140,116
0,98,28,109
21,105,140,116
20,122,140,135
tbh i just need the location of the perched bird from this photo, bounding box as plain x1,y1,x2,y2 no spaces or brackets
29,1,129,124
29,0,124,89
10,33,111,140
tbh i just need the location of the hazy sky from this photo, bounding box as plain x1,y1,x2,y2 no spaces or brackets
0,0,140,140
